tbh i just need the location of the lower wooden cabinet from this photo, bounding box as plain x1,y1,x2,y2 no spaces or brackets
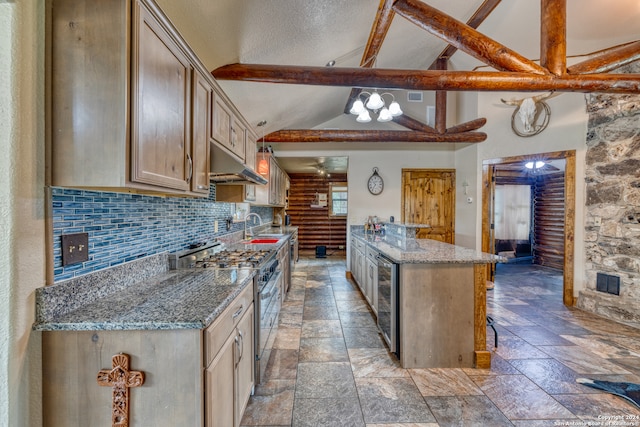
204,286,254,427
42,286,255,427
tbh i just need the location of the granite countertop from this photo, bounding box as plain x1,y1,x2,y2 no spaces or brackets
352,230,503,264
34,260,255,332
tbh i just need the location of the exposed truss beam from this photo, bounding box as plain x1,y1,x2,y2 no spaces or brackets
392,114,437,133
446,118,487,134
428,0,502,69
262,129,487,143
568,41,640,75
540,0,566,76
393,0,549,74
212,64,640,93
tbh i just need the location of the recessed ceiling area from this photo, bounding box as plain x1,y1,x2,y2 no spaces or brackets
275,156,349,175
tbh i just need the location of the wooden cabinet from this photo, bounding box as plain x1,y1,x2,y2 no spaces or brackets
49,0,212,197
351,236,378,314
254,153,288,206
48,0,214,196
205,285,254,427
190,67,213,194
131,0,192,191
212,89,246,162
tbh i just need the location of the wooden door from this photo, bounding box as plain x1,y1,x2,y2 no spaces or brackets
131,0,191,191
401,169,455,244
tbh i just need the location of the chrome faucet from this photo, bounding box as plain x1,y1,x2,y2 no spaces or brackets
244,213,263,240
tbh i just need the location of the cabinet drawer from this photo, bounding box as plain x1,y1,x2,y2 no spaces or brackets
354,238,365,252
204,284,253,367
366,246,379,263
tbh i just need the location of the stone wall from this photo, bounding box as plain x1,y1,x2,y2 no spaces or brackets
578,62,640,324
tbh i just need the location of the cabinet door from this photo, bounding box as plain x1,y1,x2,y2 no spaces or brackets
230,116,246,161
235,304,254,426
132,1,191,191
206,332,235,427
245,131,257,171
191,68,212,194
212,92,233,151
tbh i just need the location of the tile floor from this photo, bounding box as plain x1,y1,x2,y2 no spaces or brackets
240,258,640,427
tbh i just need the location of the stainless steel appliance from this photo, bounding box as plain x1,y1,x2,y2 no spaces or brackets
377,254,399,356
168,242,279,383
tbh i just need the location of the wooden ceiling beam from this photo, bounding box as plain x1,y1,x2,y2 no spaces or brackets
428,0,502,69
392,0,549,74
446,118,487,134
568,41,640,75
540,0,567,76
392,114,437,133
262,129,487,143
212,63,640,93
344,0,396,114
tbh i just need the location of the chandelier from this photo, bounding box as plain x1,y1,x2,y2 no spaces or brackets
349,90,403,123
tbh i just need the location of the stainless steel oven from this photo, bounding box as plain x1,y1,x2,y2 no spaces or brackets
377,254,399,356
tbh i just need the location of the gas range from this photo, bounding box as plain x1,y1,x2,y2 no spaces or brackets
168,240,282,385
168,241,278,290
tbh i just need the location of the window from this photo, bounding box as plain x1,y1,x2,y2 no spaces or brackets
329,183,348,216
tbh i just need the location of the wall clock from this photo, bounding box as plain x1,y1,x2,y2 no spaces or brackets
367,167,384,195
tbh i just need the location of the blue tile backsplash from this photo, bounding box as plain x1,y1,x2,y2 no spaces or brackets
51,186,273,282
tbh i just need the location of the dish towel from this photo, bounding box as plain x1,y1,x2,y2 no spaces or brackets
577,378,640,409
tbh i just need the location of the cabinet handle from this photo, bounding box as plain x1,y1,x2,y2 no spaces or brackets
186,153,193,184
234,335,241,366
232,305,244,319
238,330,244,361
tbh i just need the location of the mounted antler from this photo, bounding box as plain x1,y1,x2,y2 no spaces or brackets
500,92,560,137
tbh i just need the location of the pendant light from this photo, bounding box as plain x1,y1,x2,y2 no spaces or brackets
257,121,269,176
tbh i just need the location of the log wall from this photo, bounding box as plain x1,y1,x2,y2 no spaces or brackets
287,173,348,252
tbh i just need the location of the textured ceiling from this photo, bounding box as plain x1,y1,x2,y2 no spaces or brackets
155,0,640,172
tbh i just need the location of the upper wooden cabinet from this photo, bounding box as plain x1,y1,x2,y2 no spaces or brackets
48,0,211,197
211,90,247,163
254,153,288,207
191,67,213,194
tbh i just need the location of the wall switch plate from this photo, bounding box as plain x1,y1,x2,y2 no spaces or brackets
61,233,89,266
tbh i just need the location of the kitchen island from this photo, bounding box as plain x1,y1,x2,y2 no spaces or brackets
350,225,502,369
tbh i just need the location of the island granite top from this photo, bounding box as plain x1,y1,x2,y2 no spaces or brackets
33,268,255,332
352,230,503,264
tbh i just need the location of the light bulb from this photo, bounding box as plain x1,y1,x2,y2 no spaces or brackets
388,101,403,116
356,110,372,123
377,108,392,122
366,92,384,110
350,100,364,115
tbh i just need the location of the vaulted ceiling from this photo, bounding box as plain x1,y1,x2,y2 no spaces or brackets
156,0,640,167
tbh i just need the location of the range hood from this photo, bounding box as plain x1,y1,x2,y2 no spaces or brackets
209,144,268,185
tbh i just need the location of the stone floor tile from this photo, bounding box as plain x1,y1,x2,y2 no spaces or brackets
425,395,513,427
291,397,364,427
298,337,349,362
509,358,598,395
503,325,574,346
493,335,552,360
355,377,436,424
469,374,574,420
537,344,633,374
264,349,299,380
241,379,295,426
295,362,357,399
338,311,376,328
300,319,343,338
409,368,483,396
273,327,301,350
349,348,409,378
302,305,339,320
343,327,386,349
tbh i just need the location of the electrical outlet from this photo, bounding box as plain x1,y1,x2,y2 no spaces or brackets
61,233,89,266
214,220,218,232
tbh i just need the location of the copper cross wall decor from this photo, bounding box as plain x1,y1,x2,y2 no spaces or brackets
97,353,145,427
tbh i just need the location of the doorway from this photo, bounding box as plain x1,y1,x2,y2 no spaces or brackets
482,151,576,306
